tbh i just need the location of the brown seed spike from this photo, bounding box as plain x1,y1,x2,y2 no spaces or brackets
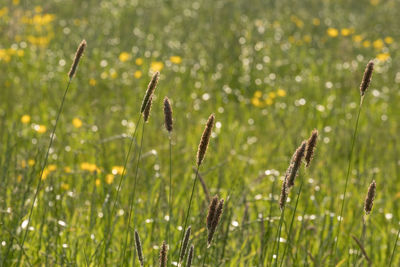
141,71,160,113
305,129,318,167
163,97,173,132
186,245,194,267
179,226,191,263
196,114,215,166
159,241,168,267
207,199,224,247
143,95,153,122
364,180,376,215
68,40,87,79
286,141,306,188
279,176,288,211
134,230,144,267
360,60,374,96
207,195,219,230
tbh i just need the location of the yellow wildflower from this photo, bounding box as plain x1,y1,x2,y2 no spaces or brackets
362,40,371,48
353,35,363,43
35,125,47,133
327,28,339,37
80,162,101,173
376,53,390,62
34,6,43,13
64,166,71,173
61,183,70,190
106,174,114,184
265,98,273,106
72,118,83,128
254,90,262,98
21,160,26,168
89,78,97,86
373,39,384,50
17,175,22,183
151,61,164,72
303,35,312,43
341,28,353,36
28,159,35,166
370,0,379,5
277,89,287,97
170,56,182,64
112,166,125,175
95,179,101,187
384,37,394,44
135,58,143,65
21,115,31,124
13,0,20,5
0,7,8,17
134,70,142,79
268,92,276,99
251,97,263,107
48,164,57,171
110,70,118,79
119,52,130,62
312,18,320,26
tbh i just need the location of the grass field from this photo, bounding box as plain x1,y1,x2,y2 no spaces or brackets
1,0,400,266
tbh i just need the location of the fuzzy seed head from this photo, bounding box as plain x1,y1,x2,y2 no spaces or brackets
179,226,191,262
360,60,374,96
68,40,87,78
279,176,288,211
159,241,168,267
141,71,159,113
305,129,318,167
186,245,194,267
196,114,215,166
134,230,144,267
364,180,376,215
163,97,173,132
143,95,153,122
207,198,224,247
286,141,306,188
207,195,219,230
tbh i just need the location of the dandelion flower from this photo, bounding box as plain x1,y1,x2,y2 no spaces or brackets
72,118,83,128
170,56,182,64
119,52,130,62
327,28,339,37
21,115,31,124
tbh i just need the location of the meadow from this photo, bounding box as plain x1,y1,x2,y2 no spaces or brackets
1,0,400,266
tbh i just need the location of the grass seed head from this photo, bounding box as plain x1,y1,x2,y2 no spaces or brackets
207,195,219,230
159,241,168,267
134,230,144,267
305,129,318,167
68,39,87,79
141,71,160,113
196,114,215,166
186,245,194,267
360,60,374,96
163,97,173,132
287,141,306,188
207,198,224,247
279,176,288,211
143,95,153,122
364,180,376,215
179,226,191,263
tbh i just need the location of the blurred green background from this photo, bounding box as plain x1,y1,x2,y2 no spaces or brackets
1,0,400,265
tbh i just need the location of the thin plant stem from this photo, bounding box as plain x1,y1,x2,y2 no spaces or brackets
202,247,209,267
280,180,303,267
166,135,173,265
389,227,400,266
333,96,365,262
177,166,200,265
269,205,286,267
121,122,145,265
17,78,72,266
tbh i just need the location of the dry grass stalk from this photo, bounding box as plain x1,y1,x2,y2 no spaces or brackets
196,114,215,166
141,71,160,113
163,97,173,132
305,129,318,167
352,235,372,264
360,60,374,96
134,230,144,267
364,180,376,215
68,40,87,78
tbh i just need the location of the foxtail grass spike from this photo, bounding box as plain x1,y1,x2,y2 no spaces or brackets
279,176,288,211
286,141,306,188
141,71,160,113
360,60,374,96
364,180,376,215
187,245,194,267
305,129,318,167
68,40,87,78
179,226,191,263
207,199,224,247
159,241,168,267
134,230,144,267
163,97,173,132
143,95,153,122
197,114,215,166
207,195,219,230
